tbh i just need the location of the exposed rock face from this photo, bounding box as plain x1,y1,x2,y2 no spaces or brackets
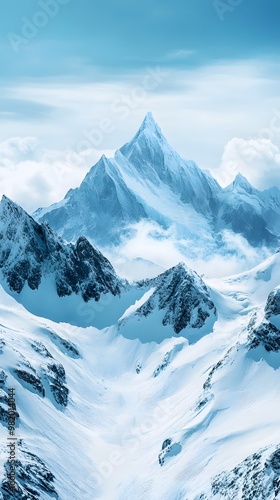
42,362,68,407
158,438,182,467
0,388,19,425
0,370,7,387
0,195,123,301
199,446,280,499
13,369,45,397
41,328,81,358
30,341,53,359
136,263,217,334
1,443,58,499
249,286,280,352
153,343,185,377
158,438,172,466
265,286,280,319
250,321,280,352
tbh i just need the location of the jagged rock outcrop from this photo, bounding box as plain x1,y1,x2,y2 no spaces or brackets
265,286,280,319
196,446,280,499
41,362,68,407
1,442,58,499
249,286,280,352
136,263,216,334
0,195,123,302
13,368,45,397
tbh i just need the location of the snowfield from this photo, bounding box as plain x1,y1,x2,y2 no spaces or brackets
0,247,280,498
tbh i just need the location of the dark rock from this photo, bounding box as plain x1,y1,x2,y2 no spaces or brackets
265,287,280,319
45,329,80,358
1,444,58,499
41,362,68,407
30,341,53,359
0,339,5,354
0,370,7,387
153,343,184,378
0,196,124,305
249,321,280,352
137,263,216,334
199,446,280,499
153,351,171,378
47,363,66,382
49,382,68,407
162,438,172,450
0,389,19,425
13,369,45,397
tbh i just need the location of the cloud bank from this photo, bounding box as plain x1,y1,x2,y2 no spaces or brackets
214,137,280,189
0,136,114,213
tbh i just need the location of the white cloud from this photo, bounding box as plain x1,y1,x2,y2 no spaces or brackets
0,137,114,213
1,59,280,174
213,137,280,188
106,221,270,280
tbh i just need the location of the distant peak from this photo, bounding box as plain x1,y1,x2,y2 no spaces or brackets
161,262,192,279
120,113,168,158
0,195,34,224
1,194,11,203
234,173,249,184
139,112,161,134
1,194,20,208
230,173,254,192
142,112,156,126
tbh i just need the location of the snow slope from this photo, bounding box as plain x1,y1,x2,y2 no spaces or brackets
0,246,280,499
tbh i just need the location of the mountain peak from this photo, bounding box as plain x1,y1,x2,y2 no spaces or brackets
138,112,163,137
228,173,255,193
0,194,28,220
140,112,158,129
1,194,16,206
120,113,166,158
234,172,249,184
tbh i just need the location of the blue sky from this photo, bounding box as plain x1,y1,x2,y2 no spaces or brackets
1,0,280,210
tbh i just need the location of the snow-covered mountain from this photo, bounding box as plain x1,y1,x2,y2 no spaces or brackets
0,196,217,343
0,195,125,325
118,263,217,343
0,244,280,498
34,113,280,254
218,173,280,247
1,113,280,499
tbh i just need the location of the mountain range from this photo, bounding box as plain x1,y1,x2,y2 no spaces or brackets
0,113,280,499
34,113,280,256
